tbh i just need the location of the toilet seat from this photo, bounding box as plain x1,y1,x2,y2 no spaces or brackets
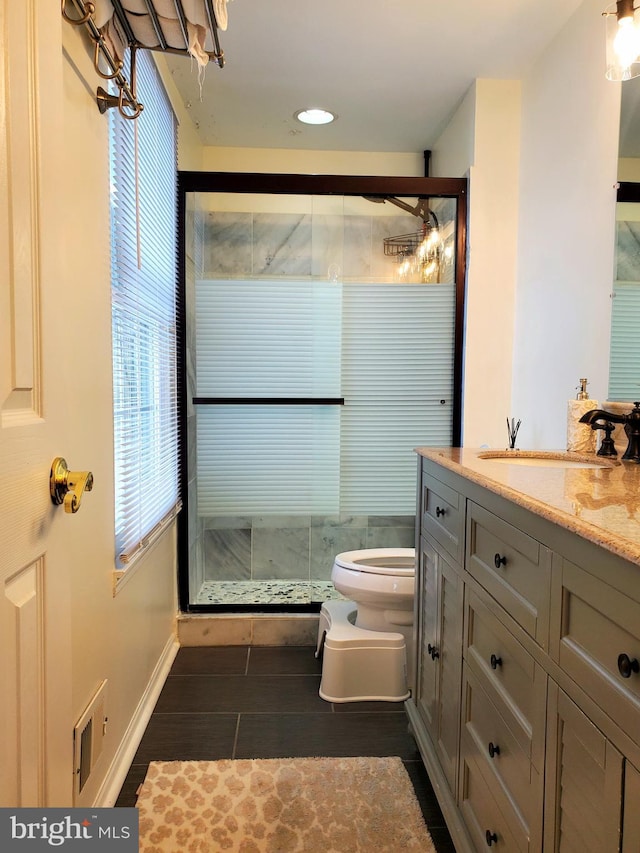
334,548,415,576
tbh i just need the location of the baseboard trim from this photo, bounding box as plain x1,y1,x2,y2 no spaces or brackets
93,634,179,807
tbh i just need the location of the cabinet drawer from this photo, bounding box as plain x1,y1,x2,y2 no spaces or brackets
466,501,551,646
459,748,528,852
421,467,464,563
553,558,640,746
465,589,547,768
461,663,542,833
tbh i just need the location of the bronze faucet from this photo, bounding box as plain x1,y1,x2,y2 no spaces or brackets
579,403,640,463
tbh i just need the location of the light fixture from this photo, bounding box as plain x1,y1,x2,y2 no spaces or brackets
294,108,336,125
604,0,640,80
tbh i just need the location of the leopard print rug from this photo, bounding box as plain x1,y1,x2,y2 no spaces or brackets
136,755,435,852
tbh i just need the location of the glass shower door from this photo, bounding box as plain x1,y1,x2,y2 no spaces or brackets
182,186,462,610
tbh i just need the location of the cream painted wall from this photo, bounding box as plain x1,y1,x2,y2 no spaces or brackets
432,80,522,448
61,26,177,805
619,157,640,181
465,81,521,448
430,86,476,180
200,146,424,176
511,0,620,449
429,0,620,450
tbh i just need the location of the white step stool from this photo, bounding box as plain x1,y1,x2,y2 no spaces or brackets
315,599,409,702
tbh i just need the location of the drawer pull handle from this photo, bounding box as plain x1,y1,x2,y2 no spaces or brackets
427,643,439,660
494,553,507,568
488,742,501,758
490,654,503,670
486,830,498,847
617,653,640,678
435,506,446,517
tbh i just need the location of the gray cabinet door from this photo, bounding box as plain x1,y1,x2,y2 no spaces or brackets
623,760,640,852
416,536,439,734
544,682,623,852
416,534,463,793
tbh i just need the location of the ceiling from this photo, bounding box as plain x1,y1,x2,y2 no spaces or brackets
163,0,587,154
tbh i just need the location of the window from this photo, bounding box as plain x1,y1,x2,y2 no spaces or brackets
109,51,179,570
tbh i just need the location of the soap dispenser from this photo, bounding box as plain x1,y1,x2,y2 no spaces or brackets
567,378,598,453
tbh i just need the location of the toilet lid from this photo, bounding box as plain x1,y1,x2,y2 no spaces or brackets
334,548,415,577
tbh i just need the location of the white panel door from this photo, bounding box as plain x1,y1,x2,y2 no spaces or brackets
1,0,75,806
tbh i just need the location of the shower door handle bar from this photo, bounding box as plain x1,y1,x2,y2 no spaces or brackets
193,397,345,405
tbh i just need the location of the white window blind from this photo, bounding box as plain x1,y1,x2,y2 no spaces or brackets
110,52,179,567
195,279,454,517
609,281,640,400
196,280,341,514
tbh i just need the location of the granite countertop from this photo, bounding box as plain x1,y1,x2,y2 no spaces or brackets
416,447,640,566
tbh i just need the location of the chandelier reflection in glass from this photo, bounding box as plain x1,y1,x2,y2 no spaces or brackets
384,210,453,283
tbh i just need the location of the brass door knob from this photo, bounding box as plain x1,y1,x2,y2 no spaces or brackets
50,457,94,514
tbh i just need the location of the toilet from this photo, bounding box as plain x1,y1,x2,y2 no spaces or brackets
316,547,416,702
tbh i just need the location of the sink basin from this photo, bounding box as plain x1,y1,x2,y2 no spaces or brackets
477,451,614,469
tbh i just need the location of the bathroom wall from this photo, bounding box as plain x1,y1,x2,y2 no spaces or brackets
618,158,640,181
429,0,620,450
431,80,522,448
512,0,620,448
201,147,425,177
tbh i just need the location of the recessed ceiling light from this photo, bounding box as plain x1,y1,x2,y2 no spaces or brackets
294,108,336,125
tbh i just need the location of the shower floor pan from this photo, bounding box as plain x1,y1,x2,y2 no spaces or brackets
195,579,345,606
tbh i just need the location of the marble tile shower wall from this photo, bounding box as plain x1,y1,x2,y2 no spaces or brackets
201,210,417,281
201,514,416,585
186,206,419,597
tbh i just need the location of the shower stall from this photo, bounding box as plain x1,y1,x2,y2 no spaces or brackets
178,173,467,612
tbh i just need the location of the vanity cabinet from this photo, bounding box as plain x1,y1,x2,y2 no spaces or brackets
415,534,463,794
421,469,465,564
551,556,640,748
466,501,551,648
406,452,640,853
543,682,623,852
622,759,640,851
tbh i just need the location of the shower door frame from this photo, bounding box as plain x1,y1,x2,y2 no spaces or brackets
176,171,468,613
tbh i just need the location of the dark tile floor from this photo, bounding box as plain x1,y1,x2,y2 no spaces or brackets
115,645,456,852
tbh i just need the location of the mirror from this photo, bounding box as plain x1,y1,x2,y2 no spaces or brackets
610,77,640,401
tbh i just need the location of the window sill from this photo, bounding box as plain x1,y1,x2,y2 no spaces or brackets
112,503,181,596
